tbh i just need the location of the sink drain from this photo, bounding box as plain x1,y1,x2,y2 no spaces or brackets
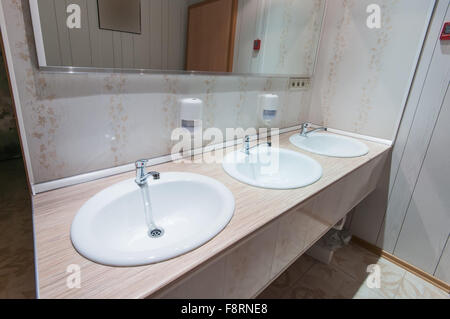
148,228,164,238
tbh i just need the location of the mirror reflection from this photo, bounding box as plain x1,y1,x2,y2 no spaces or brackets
32,0,325,76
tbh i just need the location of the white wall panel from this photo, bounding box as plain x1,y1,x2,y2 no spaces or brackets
37,0,188,70
37,0,61,66
435,238,450,283
394,85,450,274
351,1,450,283
376,4,450,253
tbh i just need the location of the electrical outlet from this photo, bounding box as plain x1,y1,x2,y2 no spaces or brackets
289,78,310,91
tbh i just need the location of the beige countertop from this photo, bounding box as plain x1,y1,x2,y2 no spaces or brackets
32,132,390,298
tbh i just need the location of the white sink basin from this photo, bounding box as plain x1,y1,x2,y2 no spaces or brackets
71,172,235,266
222,146,322,189
290,132,369,158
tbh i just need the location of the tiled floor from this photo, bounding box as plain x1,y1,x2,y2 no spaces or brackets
258,242,450,299
0,159,35,298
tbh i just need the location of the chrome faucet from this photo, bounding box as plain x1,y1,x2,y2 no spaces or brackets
300,123,327,137
242,135,272,155
135,160,160,186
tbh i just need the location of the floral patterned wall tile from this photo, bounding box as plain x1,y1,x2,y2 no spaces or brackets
309,0,434,140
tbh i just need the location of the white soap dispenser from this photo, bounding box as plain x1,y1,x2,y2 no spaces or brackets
179,98,203,160
259,93,279,126
179,98,203,134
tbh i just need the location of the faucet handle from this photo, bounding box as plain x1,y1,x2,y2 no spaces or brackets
135,159,148,169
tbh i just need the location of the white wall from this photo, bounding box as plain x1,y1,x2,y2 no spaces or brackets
233,0,325,76
259,0,325,76
350,0,450,283
37,0,188,69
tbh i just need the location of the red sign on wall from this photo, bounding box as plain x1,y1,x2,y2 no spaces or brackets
440,22,450,40
253,39,261,51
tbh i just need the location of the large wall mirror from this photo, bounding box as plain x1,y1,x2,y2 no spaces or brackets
30,0,325,77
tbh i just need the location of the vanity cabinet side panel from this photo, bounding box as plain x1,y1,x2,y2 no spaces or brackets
157,221,279,299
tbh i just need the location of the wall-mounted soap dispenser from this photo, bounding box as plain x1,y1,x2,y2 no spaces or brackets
258,94,279,146
180,98,203,134
259,94,279,126
179,98,203,160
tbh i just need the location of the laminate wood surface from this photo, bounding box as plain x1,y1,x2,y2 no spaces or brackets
32,132,390,298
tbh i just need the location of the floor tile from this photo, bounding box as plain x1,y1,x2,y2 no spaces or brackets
271,255,317,289
395,273,450,299
331,242,380,281
281,263,358,299
340,274,390,299
258,255,316,299
350,284,387,299
331,243,405,298
257,241,447,299
366,257,406,298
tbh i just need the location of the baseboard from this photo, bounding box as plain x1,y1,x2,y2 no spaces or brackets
352,236,450,294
